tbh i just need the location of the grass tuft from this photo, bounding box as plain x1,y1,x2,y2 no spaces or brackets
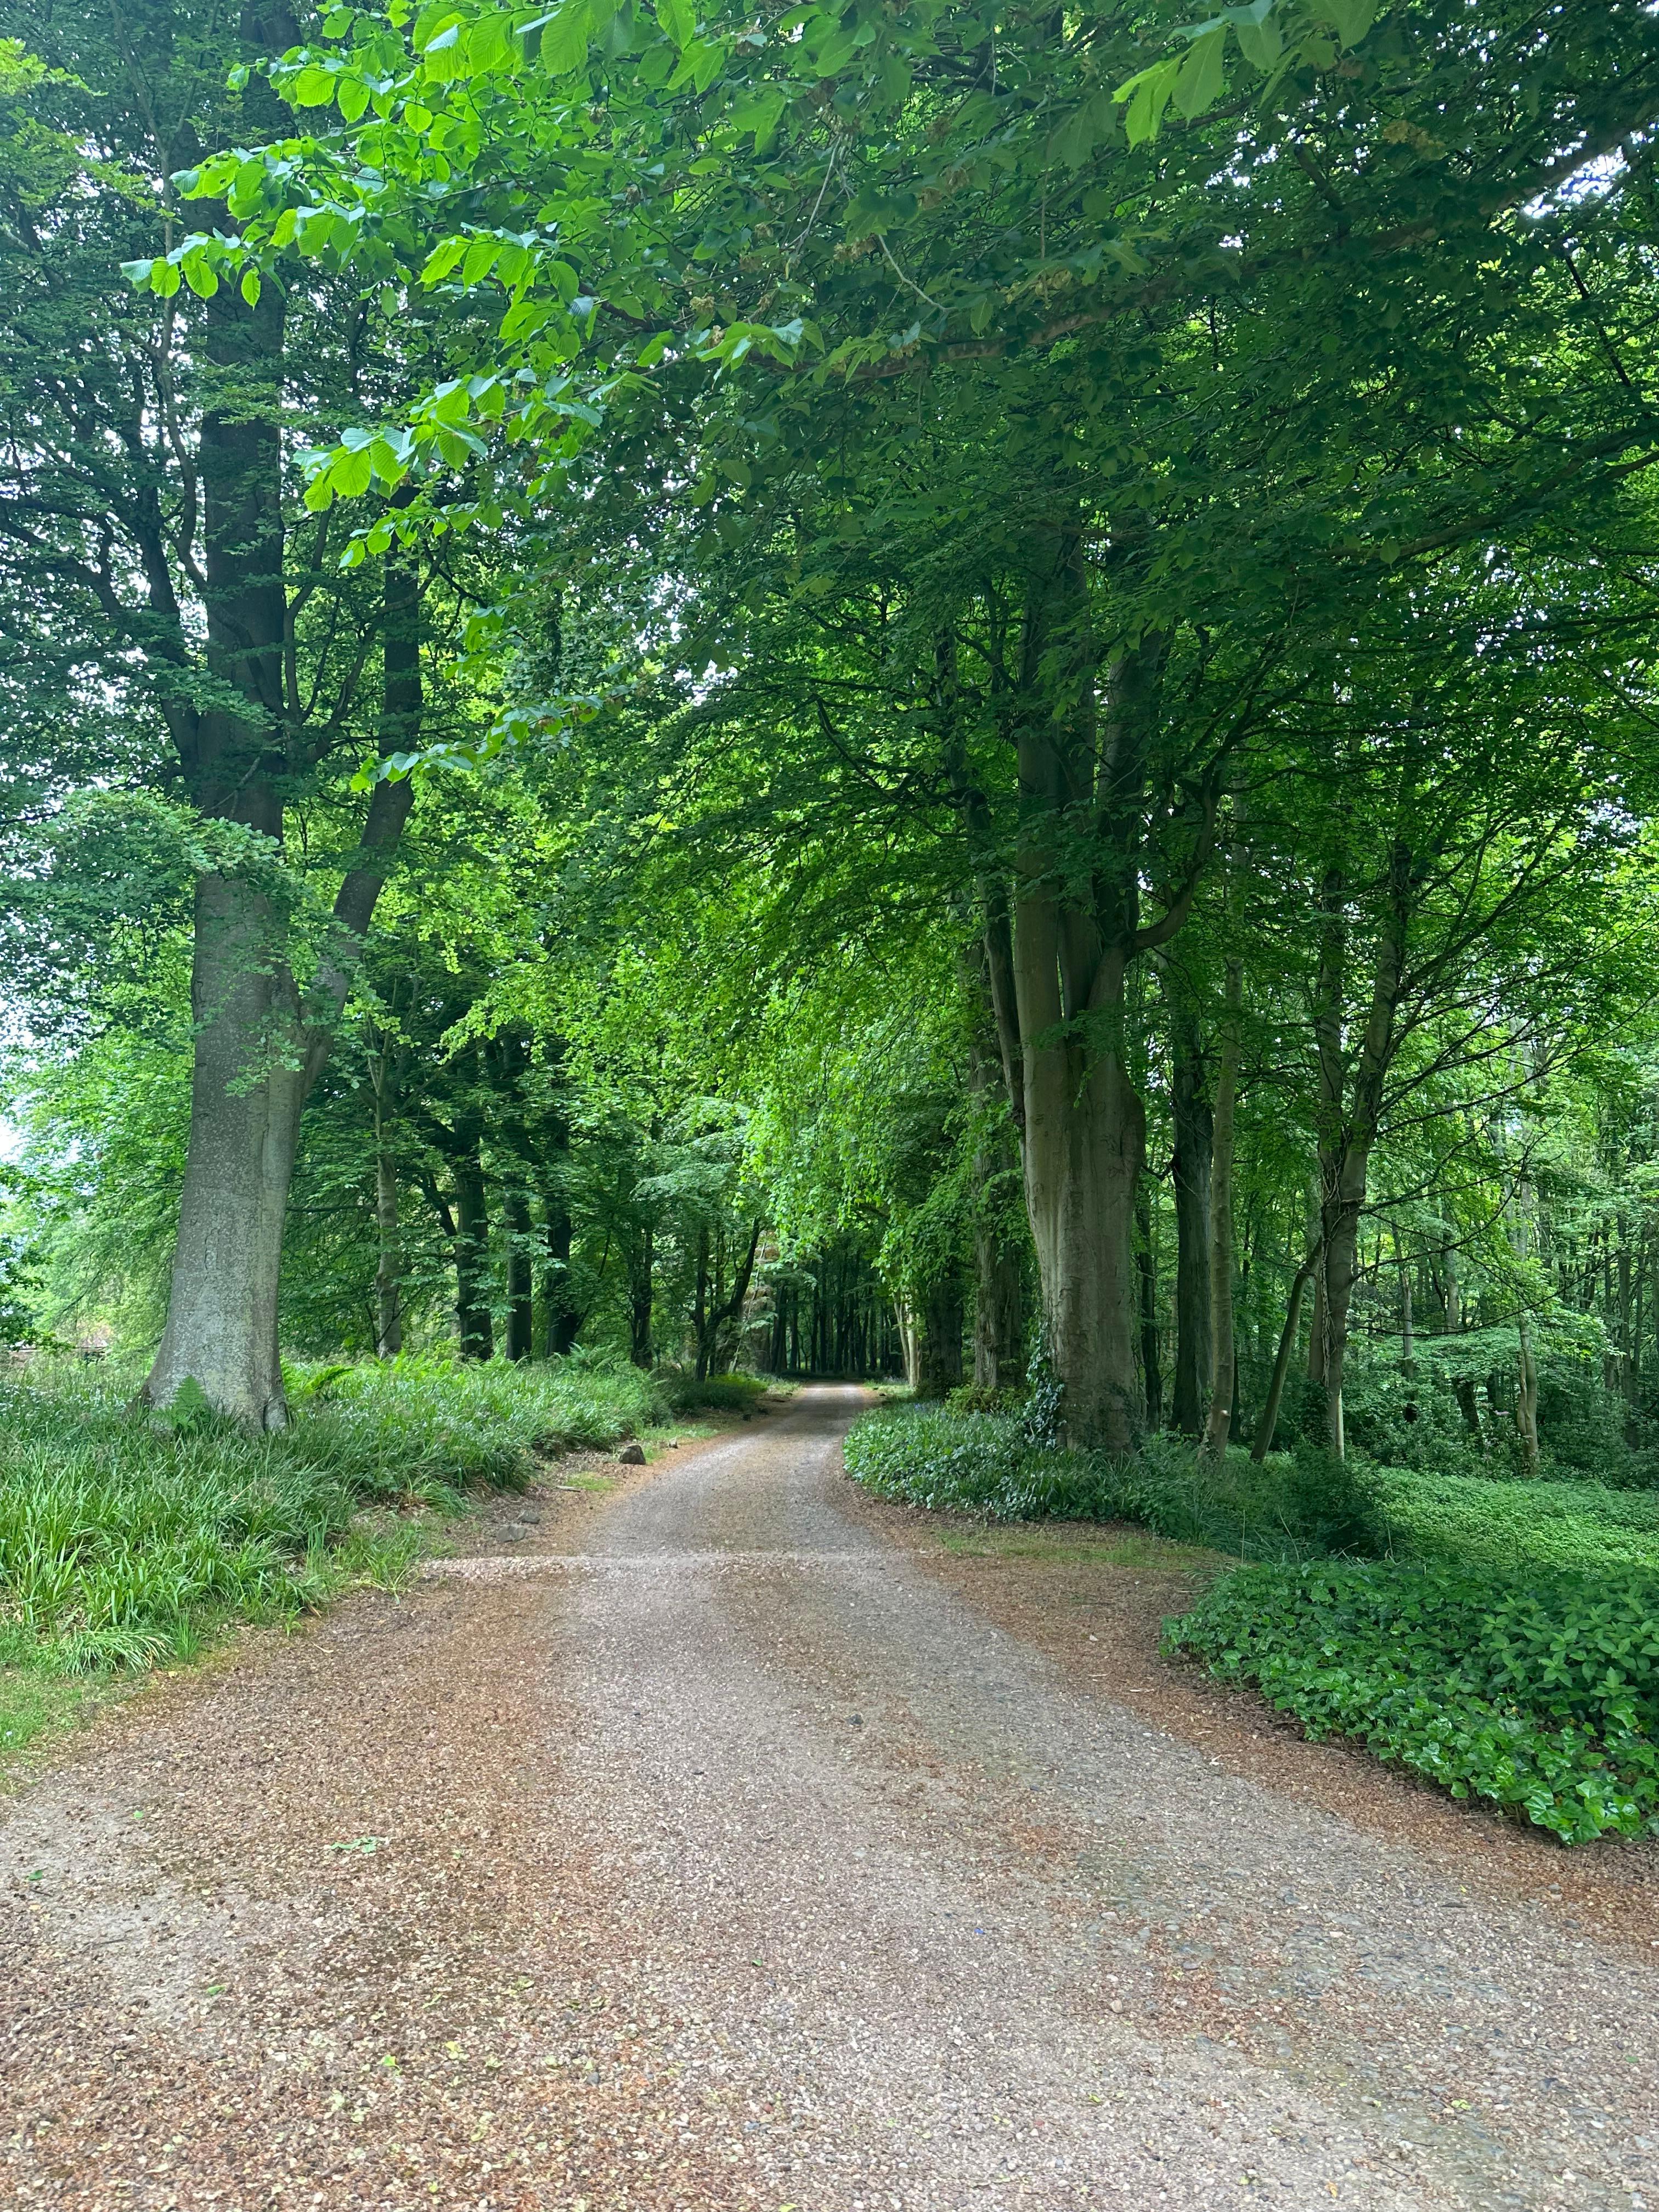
0,1351,662,1700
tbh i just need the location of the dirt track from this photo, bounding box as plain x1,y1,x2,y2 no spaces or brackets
2,1385,1656,2210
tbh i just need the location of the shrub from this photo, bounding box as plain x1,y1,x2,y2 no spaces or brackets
662,1369,768,1413
843,1405,1391,1559
1165,1560,1659,1844
1283,1438,1393,1558
946,1381,1026,1416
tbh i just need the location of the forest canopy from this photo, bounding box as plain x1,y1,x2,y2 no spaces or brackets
1,0,1657,1495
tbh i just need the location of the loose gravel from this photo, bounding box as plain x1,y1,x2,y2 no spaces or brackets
2,1386,1656,2211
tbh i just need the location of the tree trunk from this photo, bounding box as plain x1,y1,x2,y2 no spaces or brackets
144,874,304,1426
1170,1012,1213,1435
1516,1313,1541,1474
712,1222,764,1373
540,1197,580,1355
375,1148,402,1359
1017,994,1144,1446
1005,532,1175,1453
1201,954,1243,1462
143,59,416,1419
1136,1187,1162,1427
913,1272,965,1398
628,1227,654,1368
504,1187,534,1361
1251,1244,1317,1460
1313,823,1415,1457
454,1150,493,1360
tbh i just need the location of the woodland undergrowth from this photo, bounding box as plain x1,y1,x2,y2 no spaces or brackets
0,1352,662,1748
845,1398,1659,1843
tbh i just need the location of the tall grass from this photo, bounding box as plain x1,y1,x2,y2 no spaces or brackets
0,1352,663,1677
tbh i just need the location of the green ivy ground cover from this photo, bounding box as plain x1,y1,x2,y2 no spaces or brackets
1165,1561,1659,1844
1374,1469,1659,1575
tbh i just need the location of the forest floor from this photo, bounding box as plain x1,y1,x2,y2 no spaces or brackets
2,1385,1657,2212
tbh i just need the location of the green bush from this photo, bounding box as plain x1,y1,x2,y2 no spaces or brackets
0,1352,657,1677
1165,1560,1659,1844
662,1369,768,1413
945,1381,1027,1417
842,1405,1390,1559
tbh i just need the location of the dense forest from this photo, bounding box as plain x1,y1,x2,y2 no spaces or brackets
2,0,1654,1459
1,0,1658,1839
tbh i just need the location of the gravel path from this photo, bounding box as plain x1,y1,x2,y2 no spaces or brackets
3,1385,1656,2211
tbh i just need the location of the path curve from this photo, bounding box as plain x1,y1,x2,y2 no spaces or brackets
2,1385,1656,2210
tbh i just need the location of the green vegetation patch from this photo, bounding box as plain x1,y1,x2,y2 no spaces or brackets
842,1403,1384,1560
662,1370,769,1414
1165,1561,1659,1845
0,1353,660,1678
1374,1469,1659,1576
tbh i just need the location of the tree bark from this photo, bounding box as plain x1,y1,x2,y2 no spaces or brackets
1169,1009,1213,1435
144,876,305,1426
913,1271,966,1398
1251,1243,1318,1460
375,1149,402,1359
454,1147,494,1361
1201,950,1243,1462
1010,594,1161,1447
503,1186,534,1361
1136,1187,1162,1427
1314,828,1414,1455
143,34,416,1420
628,1226,654,1369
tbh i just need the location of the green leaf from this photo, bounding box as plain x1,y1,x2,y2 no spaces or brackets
1233,8,1282,70
1052,91,1114,171
291,64,337,106
540,0,590,73
333,446,375,498
1318,0,1379,48
240,269,261,307
1172,26,1226,121
1115,57,1181,148
654,0,694,48
150,258,181,298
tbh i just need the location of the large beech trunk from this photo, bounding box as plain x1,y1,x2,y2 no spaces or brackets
142,2,413,1421
144,874,305,1428
1009,590,1165,1451
953,518,1209,1449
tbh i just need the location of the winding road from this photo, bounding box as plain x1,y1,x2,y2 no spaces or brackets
3,1385,1656,2210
